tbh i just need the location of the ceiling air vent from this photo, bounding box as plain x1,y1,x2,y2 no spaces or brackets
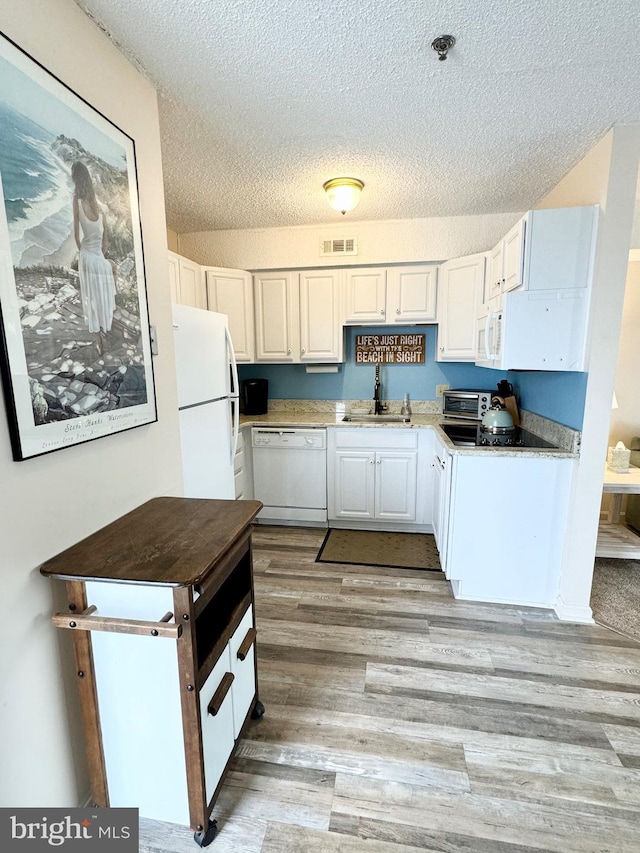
320,237,358,257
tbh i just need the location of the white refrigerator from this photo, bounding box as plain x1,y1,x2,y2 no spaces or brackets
172,303,239,499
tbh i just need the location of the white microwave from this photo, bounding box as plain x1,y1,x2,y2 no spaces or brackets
442,390,493,420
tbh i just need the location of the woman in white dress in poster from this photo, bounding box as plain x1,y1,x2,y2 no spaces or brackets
71,160,117,352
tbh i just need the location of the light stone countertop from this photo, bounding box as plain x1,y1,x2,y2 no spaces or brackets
238,409,579,459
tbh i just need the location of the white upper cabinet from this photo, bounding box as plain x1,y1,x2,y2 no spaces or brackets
253,269,344,363
523,206,597,291
502,218,526,293
484,217,526,308
168,251,207,309
475,205,598,371
253,272,300,362
175,253,207,309
205,267,255,362
345,268,388,323
345,265,438,325
168,252,180,303
436,253,486,362
386,266,437,323
299,269,344,362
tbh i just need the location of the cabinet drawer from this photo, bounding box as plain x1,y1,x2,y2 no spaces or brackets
200,646,235,803
234,447,244,474
228,606,256,738
332,428,418,450
234,470,244,500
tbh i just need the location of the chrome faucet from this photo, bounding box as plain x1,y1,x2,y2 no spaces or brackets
373,365,384,414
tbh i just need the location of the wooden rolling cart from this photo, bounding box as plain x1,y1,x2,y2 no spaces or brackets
40,496,264,848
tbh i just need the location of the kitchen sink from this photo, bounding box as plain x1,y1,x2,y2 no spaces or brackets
342,414,411,423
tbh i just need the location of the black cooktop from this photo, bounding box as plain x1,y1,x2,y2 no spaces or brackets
440,422,560,449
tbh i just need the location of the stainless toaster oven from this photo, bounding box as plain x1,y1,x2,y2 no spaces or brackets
442,389,493,420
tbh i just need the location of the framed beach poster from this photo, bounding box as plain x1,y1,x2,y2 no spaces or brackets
0,31,157,461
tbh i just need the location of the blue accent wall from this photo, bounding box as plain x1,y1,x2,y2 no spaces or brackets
238,325,587,430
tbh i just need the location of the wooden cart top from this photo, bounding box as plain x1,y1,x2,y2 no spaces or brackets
39,497,263,586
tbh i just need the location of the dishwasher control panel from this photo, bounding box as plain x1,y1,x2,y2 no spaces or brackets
252,428,326,449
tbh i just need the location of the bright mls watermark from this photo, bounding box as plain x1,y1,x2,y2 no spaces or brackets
1,808,138,850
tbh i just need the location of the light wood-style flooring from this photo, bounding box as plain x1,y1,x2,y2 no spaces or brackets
140,525,640,852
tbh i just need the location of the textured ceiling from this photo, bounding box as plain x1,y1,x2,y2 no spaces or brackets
75,0,640,235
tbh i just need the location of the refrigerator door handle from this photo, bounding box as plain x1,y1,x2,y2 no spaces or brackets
230,397,239,464
225,325,240,466
225,325,240,400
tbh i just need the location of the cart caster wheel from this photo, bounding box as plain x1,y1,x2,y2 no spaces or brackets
194,819,217,847
251,699,265,720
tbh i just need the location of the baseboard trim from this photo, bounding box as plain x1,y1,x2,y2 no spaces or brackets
554,596,594,623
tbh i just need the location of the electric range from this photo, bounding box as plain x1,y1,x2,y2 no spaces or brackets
439,421,560,449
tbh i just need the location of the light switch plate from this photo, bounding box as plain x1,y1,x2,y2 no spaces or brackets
435,384,449,398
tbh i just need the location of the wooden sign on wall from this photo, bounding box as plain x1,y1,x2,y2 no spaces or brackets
355,334,425,364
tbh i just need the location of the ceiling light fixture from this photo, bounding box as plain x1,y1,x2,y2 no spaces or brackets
431,34,456,61
323,177,364,215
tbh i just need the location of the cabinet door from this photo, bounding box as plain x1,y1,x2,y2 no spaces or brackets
502,218,526,293
178,256,207,309
254,272,299,361
168,252,180,303
331,451,376,519
436,253,485,361
386,266,437,323
200,646,235,804
205,267,255,362
524,206,597,291
432,440,452,575
375,451,417,522
299,270,344,361
486,241,504,305
345,268,387,323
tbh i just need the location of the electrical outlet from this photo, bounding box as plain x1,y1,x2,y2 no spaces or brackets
435,384,449,398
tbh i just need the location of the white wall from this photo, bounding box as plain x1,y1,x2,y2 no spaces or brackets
167,227,179,253
535,128,640,621
177,212,522,269
610,260,640,446
0,0,182,807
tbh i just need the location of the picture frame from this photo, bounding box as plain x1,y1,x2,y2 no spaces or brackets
0,30,157,461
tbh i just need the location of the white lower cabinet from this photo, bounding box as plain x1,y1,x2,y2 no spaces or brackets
328,428,433,532
234,429,246,499
432,435,452,575
443,454,575,607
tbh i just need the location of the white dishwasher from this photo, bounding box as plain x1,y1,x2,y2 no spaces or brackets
252,428,327,525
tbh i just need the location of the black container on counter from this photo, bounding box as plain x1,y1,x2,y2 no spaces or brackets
241,378,268,415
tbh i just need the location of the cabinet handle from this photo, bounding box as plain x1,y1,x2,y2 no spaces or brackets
376,459,381,464
287,348,291,354
207,671,234,716
380,309,385,315
237,627,257,661
301,348,305,354
370,459,374,464
396,308,400,314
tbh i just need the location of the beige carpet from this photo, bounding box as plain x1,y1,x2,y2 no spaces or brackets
317,528,441,571
590,557,640,644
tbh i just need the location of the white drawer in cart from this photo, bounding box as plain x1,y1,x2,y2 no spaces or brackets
200,605,256,800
